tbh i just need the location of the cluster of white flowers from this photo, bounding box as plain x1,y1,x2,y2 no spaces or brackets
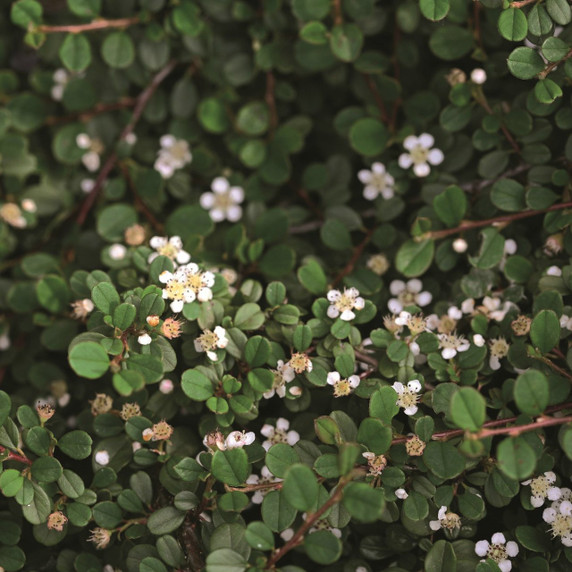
246,466,281,504
194,326,228,361
398,133,444,178
327,287,365,321
522,471,561,508
263,360,299,399
76,133,103,172
159,263,215,312
148,236,191,267
461,295,513,322
203,430,256,453
200,177,245,222
260,418,300,451
154,135,192,179
0,200,36,229
475,533,519,571
358,162,395,201
392,379,422,416
388,279,432,314
326,371,360,398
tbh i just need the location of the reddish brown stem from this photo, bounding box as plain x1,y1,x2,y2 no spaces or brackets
225,481,283,493
265,71,279,135
427,199,572,240
539,47,572,79
362,74,389,125
477,95,521,154
0,446,32,465
77,59,178,226
265,482,346,569
331,0,343,26
45,98,136,126
510,0,539,7
37,17,139,34
294,187,322,220
331,226,376,287
354,349,379,368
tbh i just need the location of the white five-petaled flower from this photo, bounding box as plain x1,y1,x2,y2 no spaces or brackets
95,450,110,466
395,488,408,499
154,135,192,179
326,371,360,398
392,380,422,416
398,133,444,178
159,263,215,313
547,265,562,277
462,296,513,322
429,506,462,532
489,337,510,370
475,533,519,572
263,360,297,399
194,326,228,361
109,243,127,261
260,418,300,451
561,315,572,331
76,133,103,172
200,177,245,223
326,287,365,321
225,430,255,449
362,452,387,477
438,333,470,360
246,466,281,504
543,487,572,546
388,279,432,314
522,472,561,508
358,162,395,201
138,333,152,346
148,236,191,267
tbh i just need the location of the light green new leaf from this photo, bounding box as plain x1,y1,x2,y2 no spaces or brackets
450,387,486,432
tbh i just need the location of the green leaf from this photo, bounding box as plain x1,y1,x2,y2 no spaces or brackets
68,342,110,379
57,430,92,460
236,102,269,136
244,336,270,367
298,259,328,294
535,78,563,104
68,0,101,17
420,0,450,21
0,545,26,571
320,219,352,251
212,448,250,486
498,8,528,41
101,32,134,69
469,228,505,269
429,26,474,61
424,442,465,479
0,391,11,428
490,179,526,212
36,276,70,313
22,482,51,525
349,118,389,157
113,303,136,330
293,325,313,352
342,482,384,522
0,470,24,498
395,239,435,277
172,0,203,36
234,303,265,330
507,47,545,80
261,490,297,532
245,521,274,551
181,369,214,401
369,386,399,423
330,24,363,62
514,370,549,416
300,21,329,45
91,282,120,314
450,387,486,432
530,309,560,354
304,530,342,565
497,436,536,480
198,97,230,134
403,491,429,521
205,549,247,572
546,0,571,25
59,33,92,72
292,0,330,20
541,37,569,63
424,540,457,572
57,470,85,499
11,0,43,29
265,444,300,478
433,185,467,227
93,500,122,528
147,506,186,535
283,464,319,511
125,354,164,384
31,456,63,483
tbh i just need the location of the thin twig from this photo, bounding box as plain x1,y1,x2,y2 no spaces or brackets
77,59,178,226
0,446,32,465
265,71,279,135
37,17,139,34
510,0,539,7
459,164,531,193
331,226,376,287
362,74,389,125
294,187,323,220
331,0,343,26
265,482,346,569
539,47,572,79
354,349,379,368
425,199,572,240
45,98,136,126
476,93,520,154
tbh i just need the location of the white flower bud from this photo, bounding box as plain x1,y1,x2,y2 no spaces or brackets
452,238,468,253
95,450,110,465
109,244,127,260
471,68,487,85
473,334,485,347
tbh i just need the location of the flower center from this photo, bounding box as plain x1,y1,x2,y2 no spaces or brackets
551,513,572,538
398,389,418,409
335,294,355,312
198,330,218,350
289,353,310,373
410,145,429,164
438,315,456,334
158,243,179,259
185,272,204,292
166,280,185,300
531,476,550,498
371,172,388,189
333,379,352,397
399,291,416,306
490,338,509,358
442,512,461,530
269,428,289,445
487,543,508,563
170,141,189,161
214,192,234,210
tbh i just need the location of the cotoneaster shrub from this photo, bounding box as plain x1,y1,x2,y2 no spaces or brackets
2,0,572,570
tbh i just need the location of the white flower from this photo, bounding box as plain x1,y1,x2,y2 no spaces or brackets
159,379,174,394
0,203,26,228
0,332,10,350
471,68,487,85
124,133,137,145
246,466,281,504
159,263,215,312
473,334,485,347
51,68,70,101
438,333,470,359
481,296,512,322
138,333,152,345
263,360,297,399
504,239,517,256
357,162,395,201
489,337,509,370
95,450,110,466
21,199,36,213
109,244,127,261
76,133,103,172
194,326,229,360
366,253,390,276
561,315,572,331
547,265,562,277
429,506,461,532
225,430,255,449
398,133,444,178
475,533,519,572
148,236,191,267
326,371,360,397
395,488,408,499
388,279,432,314
543,488,572,546
327,287,365,321
200,177,245,223
362,452,387,476
81,179,95,193
452,238,468,253
287,353,313,374
154,135,192,179
260,418,300,451
392,380,422,416
522,472,561,508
